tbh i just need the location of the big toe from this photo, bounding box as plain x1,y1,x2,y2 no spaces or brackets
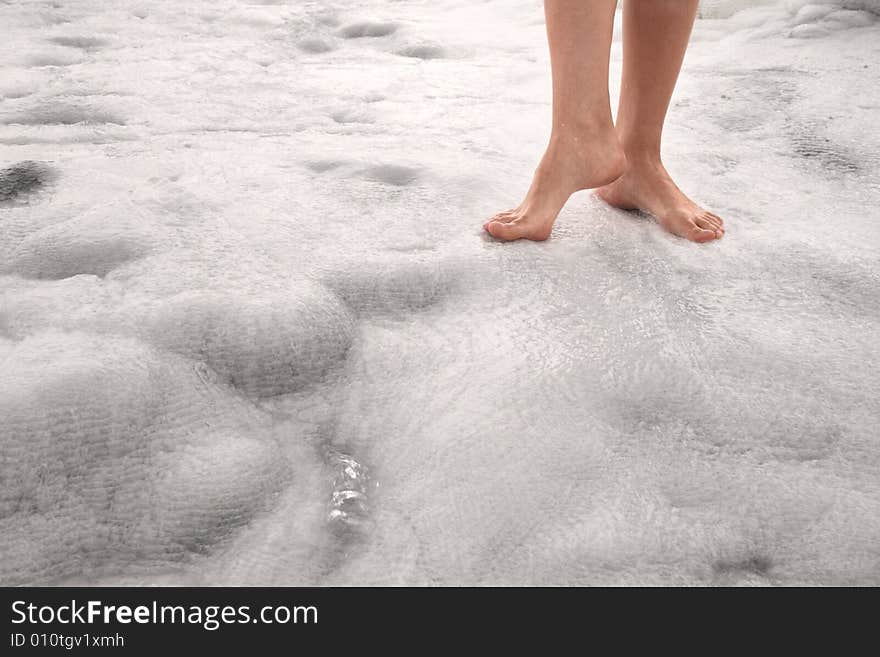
488,218,552,241
483,210,515,231
695,215,724,239
486,220,526,241
688,223,719,242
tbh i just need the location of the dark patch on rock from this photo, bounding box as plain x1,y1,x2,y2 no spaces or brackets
338,21,398,38
396,45,445,60
0,161,54,204
713,554,773,576
306,160,346,173
791,134,860,174
361,164,420,187
2,104,125,126
48,35,108,49
298,37,335,53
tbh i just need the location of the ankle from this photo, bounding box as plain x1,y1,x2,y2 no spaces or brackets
552,113,617,142
621,150,664,174
616,132,663,165
545,126,625,166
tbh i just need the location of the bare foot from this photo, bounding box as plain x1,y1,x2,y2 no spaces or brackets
484,125,625,242
596,158,724,243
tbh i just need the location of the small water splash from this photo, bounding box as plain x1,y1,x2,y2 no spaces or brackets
326,450,372,533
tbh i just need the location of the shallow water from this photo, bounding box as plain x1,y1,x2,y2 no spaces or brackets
1,0,879,586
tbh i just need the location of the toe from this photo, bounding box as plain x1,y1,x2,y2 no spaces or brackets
662,211,718,242
487,220,528,241
489,218,553,241
688,222,717,242
484,211,516,231
698,214,720,229
701,214,724,232
695,216,723,239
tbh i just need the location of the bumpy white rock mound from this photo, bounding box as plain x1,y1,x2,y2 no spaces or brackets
1,0,878,585
0,332,287,585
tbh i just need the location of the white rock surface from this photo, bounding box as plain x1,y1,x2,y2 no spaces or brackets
1,0,878,585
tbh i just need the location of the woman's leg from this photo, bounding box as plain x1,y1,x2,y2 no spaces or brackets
484,0,625,241
597,0,724,242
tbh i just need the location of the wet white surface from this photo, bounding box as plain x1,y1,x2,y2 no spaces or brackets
1,0,879,585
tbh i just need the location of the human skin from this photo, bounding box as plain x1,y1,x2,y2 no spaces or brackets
485,0,724,242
